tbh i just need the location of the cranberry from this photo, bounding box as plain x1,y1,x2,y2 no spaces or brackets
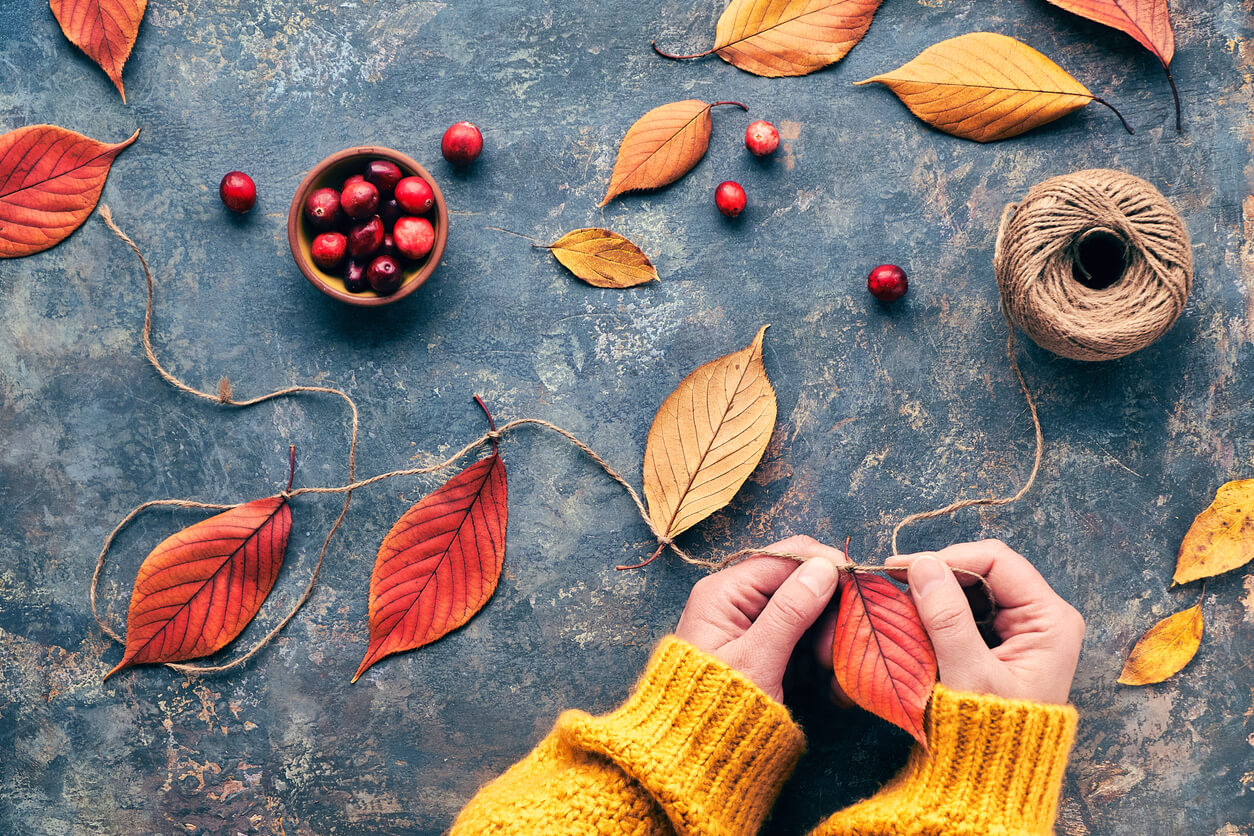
380,233,397,256
343,174,366,188
441,121,483,165
393,216,435,261
341,181,380,220
715,181,747,218
745,120,780,157
347,215,385,259
367,255,404,294
219,171,256,213
365,160,403,195
380,198,403,226
304,187,341,229
395,177,435,215
343,260,369,293
867,264,908,302
311,231,347,270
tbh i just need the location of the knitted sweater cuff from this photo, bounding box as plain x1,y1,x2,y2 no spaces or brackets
558,636,805,836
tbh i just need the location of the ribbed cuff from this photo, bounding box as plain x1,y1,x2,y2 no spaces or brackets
557,636,805,836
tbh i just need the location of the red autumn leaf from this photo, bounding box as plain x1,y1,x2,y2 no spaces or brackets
50,0,147,102
832,573,937,748
104,495,292,679
0,124,140,258
353,451,508,682
1042,0,1180,129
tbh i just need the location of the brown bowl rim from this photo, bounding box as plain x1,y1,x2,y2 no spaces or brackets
287,145,449,307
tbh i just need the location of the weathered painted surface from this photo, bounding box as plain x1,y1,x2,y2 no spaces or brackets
1,0,1252,833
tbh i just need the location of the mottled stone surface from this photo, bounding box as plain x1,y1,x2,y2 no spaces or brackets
1,0,1252,833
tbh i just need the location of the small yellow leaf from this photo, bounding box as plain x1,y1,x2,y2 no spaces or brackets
1118,603,1203,685
855,32,1118,142
713,0,883,77
546,229,658,288
601,100,744,206
643,326,777,540
1173,479,1254,585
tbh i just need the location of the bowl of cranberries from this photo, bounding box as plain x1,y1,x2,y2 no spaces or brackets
287,146,448,306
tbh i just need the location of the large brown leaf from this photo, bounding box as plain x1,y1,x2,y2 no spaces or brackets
104,495,292,679
545,228,659,288
50,0,147,102
653,0,883,77
1118,602,1203,685
643,326,776,543
856,33,1130,142
353,451,508,682
1042,0,1179,130
0,125,139,258
600,100,745,207
1173,480,1254,585
832,572,937,747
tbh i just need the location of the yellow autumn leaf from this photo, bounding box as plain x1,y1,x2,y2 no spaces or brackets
545,228,658,288
643,326,777,541
1173,479,1254,585
600,100,746,207
1118,603,1203,685
855,32,1131,142
653,0,883,77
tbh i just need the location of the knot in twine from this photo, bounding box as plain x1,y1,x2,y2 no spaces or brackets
994,169,1192,362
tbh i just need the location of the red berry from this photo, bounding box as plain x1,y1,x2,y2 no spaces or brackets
395,177,435,214
441,121,483,165
347,215,385,259
304,187,341,229
341,181,380,220
343,174,367,188
367,255,404,294
380,232,397,256
867,264,908,302
715,181,747,218
344,260,369,293
393,216,435,261
745,120,780,157
380,197,403,226
311,232,347,270
365,160,403,195
219,171,256,213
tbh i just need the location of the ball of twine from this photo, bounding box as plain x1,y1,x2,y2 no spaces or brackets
994,169,1192,362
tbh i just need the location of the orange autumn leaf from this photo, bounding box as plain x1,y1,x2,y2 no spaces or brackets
855,33,1131,142
600,100,746,206
0,125,139,258
1042,0,1179,130
642,326,776,544
832,572,937,747
545,228,659,288
652,0,883,77
105,495,292,680
1173,479,1254,585
50,0,147,102
1118,602,1203,685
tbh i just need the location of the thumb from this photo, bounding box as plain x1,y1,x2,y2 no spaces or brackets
908,555,992,687
749,558,840,651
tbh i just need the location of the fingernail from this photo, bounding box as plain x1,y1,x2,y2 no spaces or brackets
909,555,948,596
798,558,837,596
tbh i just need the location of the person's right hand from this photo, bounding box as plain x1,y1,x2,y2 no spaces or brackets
883,539,1085,705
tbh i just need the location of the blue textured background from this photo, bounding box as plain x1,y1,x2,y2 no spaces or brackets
1,0,1252,833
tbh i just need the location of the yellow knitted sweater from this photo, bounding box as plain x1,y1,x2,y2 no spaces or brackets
450,637,1077,835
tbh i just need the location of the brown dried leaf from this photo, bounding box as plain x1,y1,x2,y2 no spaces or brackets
710,0,882,76
643,326,777,541
1118,603,1203,685
50,0,147,102
546,228,659,288
1173,479,1254,585
600,100,745,207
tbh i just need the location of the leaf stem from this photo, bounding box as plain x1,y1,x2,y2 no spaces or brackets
1163,63,1182,133
1091,96,1134,135
287,445,296,492
617,542,666,571
709,101,749,112
651,40,715,61
484,226,545,245
473,394,498,454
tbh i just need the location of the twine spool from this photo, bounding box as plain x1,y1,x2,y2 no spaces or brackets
994,169,1192,362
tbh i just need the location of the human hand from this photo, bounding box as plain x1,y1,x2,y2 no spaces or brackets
675,535,846,702
885,539,1085,705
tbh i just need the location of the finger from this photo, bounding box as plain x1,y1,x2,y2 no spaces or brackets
908,555,994,686
746,556,840,652
711,535,849,621
813,606,839,670
928,540,1060,609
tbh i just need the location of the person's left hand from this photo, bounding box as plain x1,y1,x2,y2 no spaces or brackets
674,535,846,702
